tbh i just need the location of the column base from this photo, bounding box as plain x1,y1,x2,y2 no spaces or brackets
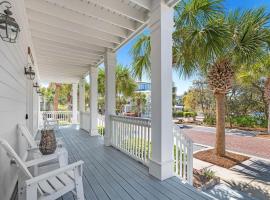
104,136,111,146
149,159,174,181
89,129,99,136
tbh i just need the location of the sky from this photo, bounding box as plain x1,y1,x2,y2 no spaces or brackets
114,0,270,96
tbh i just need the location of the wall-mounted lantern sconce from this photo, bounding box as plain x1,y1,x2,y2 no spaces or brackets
33,82,39,88
24,63,35,80
0,1,20,43
33,82,41,93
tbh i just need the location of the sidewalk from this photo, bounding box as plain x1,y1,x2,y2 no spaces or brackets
194,158,270,199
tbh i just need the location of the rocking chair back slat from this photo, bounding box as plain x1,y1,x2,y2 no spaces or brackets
17,124,38,148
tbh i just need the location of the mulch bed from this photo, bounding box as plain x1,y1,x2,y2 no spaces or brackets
256,133,270,139
194,149,249,169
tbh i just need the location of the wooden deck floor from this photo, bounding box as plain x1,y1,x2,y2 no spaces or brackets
57,125,212,200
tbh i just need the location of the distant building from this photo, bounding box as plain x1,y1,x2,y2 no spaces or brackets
136,82,151,92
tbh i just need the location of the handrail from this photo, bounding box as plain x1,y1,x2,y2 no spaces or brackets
40,111,73,126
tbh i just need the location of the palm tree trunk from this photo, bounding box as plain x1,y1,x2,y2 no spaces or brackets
54,84,60,111
215,93,226,156
268,103,270,134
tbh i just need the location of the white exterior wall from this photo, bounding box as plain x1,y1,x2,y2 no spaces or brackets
0,0,38,199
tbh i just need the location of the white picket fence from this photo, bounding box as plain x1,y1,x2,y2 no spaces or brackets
110,115,193,184
173,124,193,185
40,111,73,125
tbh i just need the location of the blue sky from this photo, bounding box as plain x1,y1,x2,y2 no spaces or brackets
114,0,270,96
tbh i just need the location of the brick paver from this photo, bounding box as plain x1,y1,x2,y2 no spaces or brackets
184,129,270,159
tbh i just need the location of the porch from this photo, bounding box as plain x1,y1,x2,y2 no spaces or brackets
53,125,210,200
0,0,212,199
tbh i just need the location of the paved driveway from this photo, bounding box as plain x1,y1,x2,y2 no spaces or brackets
183,125,270,159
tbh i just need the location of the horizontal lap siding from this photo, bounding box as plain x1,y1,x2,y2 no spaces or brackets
0,0,35,199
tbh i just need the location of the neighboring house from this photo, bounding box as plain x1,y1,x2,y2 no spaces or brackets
123,82,151,117
124,82,180,118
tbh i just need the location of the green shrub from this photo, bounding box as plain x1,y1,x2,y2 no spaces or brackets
202,168,215,180
98,126,105,136
203,115,216,125
230,116,267,128
173,111,184,118
183,112,197,117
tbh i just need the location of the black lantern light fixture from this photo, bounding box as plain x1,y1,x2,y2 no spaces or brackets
24,63,35,80
0,1,20,43
33,82,39,88
33,82,40,93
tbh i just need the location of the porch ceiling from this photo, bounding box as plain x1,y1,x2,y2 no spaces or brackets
25,0,155,83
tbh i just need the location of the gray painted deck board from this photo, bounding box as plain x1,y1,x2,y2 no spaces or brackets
55,126,212,200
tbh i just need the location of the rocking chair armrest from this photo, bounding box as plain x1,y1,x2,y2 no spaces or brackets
25,161,84,186
27,146,39,152
25,154,58,167
56,137,63,142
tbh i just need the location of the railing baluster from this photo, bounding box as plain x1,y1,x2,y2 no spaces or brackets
143,125,146,160
108,115,162,167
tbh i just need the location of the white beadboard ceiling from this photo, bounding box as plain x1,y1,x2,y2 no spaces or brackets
24,0,178,83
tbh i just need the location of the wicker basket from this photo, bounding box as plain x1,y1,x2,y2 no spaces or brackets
39,129,57,155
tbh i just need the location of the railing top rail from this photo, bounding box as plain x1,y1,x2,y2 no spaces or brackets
110,114,150,122
41,111,72,113
110,114,151,127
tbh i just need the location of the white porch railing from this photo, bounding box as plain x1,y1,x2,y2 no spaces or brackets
173,124,193,185
110,115,151,166
110,115,193,185
40,111,72,125
97,114,105,136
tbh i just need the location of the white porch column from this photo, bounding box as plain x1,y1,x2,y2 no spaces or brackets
149,1,174,180
89,67,99,136
72,83,78,124
79,78,85,112
104,50,116,146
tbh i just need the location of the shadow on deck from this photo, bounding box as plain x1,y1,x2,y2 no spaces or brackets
57,125,212,200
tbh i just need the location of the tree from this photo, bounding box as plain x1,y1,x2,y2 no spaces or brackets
174,3,270,156
238,55,270,133
131,93,147,117
265,77,270,133
116,65,137,97
130,0,270,156
130,35,151,80
97,65,137,113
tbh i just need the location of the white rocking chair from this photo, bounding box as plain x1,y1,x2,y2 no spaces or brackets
0,139,84,200
17,124,68,170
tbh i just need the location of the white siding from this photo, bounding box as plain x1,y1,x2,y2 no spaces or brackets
0,0,38,199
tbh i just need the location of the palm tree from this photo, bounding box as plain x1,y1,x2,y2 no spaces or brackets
131,93,147,117
130,35,151,80
130,0,270,156
265,77,270,133
98,65,137,113
116,65,137,97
